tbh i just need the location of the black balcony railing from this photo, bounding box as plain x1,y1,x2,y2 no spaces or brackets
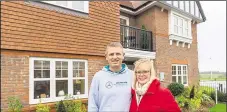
120,24,155,52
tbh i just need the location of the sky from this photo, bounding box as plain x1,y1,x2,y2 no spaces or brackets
197,1,226,72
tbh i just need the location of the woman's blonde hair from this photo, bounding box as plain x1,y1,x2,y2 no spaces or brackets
132,58,157,89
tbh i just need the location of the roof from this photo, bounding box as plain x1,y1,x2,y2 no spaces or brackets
119,1,151,11
120,1,206,22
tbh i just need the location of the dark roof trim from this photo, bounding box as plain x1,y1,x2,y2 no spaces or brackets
196,1,206,22
120,1,152,11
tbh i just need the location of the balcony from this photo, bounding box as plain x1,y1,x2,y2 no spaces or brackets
120,24,156,61
120,24,155,52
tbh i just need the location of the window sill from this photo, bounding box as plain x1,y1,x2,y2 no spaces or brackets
169,34,192,44
29,94,88,104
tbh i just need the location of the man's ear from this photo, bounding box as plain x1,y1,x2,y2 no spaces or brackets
122,53,125,60
105,55,108,60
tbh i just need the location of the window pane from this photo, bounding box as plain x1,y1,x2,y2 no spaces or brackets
185,29,189,36
43,61,50,69
34,70,42,78
179,19,183,27
174,26,178,34
62,62,68,69
172,76,176,82
43,70,50,78
183,66,186,70
73,62,79,69
185,21,188,28
56,61,61,69
183,76,187,84
56,80,68,97
73,70,79,77
79,62,85,69
178,66,181,75
174,16,178,25
34,60,42,69
172,70,176,75
56,70,61,78
62,70,68,77
179,27,183,36
73,79,85,95
34,81,50,99
78,70,85,77
72,1,84,12
178,76,182,83
172,66,176,71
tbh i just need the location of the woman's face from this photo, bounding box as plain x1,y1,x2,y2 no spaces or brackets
135,63,151,85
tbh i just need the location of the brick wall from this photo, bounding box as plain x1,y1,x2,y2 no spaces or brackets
1,1,120,56
119,6,199,87
1,50,107,111
152,7,199,87
1,54,29,110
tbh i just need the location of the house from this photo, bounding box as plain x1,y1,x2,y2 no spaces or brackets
1,1,206,111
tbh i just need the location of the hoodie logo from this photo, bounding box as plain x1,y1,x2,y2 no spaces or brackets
105,81,128,89
105,81,113,89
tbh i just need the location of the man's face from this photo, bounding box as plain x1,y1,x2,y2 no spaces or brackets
106,47,124,69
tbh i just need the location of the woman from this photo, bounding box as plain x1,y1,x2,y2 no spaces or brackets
130,58,181,112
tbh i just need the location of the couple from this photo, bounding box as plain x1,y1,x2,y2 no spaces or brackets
88,42,180,112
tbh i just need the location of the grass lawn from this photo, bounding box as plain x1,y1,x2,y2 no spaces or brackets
200,78,226,81
209,103,226,112
200,74,226,81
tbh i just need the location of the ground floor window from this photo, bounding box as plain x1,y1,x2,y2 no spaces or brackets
29,57,88,104
172,64,188,85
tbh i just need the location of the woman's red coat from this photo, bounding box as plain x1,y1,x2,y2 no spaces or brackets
129,79,181,112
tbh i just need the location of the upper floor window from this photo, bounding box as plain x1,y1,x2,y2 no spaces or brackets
169,11,192,39
42,1,89,13
173,14,190,37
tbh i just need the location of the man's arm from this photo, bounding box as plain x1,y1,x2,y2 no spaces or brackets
88,74,99,112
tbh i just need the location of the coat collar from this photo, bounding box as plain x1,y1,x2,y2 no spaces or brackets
145,79,160,95
132,79,160,95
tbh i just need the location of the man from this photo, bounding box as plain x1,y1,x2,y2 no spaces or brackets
88,42,133,112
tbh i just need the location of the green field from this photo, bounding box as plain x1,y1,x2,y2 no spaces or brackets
200,74,226,81
209,103,226,112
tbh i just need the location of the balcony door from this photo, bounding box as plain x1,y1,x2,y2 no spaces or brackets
120,16,130,48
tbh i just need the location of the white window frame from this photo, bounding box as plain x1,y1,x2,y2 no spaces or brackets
29,57,88,104
42,1,89,13
172,64,188,86
169,10,192,44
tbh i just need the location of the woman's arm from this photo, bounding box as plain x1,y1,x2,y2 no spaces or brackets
162,89,181,112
